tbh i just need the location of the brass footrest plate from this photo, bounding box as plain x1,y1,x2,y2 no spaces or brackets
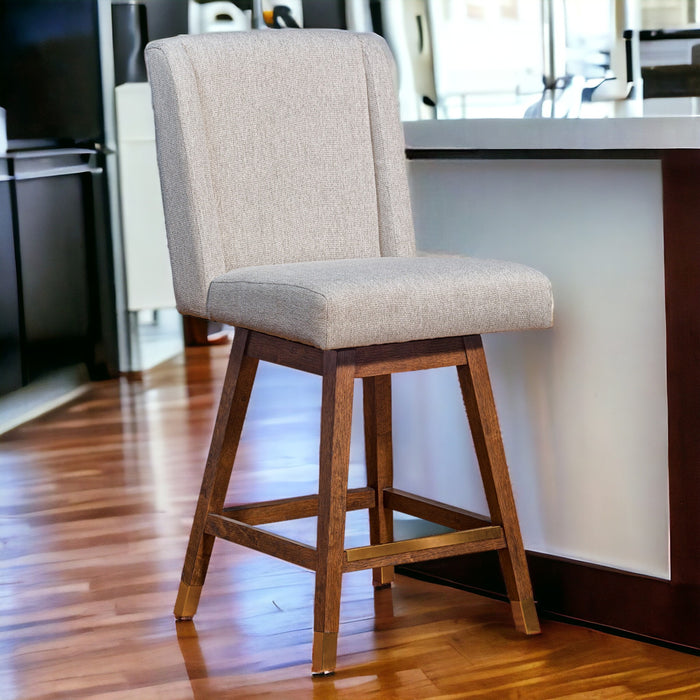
345,525,504,564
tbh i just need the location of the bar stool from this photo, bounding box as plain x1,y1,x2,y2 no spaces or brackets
145,29,553,675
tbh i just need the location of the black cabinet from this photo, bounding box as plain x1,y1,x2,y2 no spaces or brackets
15,162,91,381
0,149,118,397
0,175,22,395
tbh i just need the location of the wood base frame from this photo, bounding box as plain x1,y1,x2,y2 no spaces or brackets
175,328,540,674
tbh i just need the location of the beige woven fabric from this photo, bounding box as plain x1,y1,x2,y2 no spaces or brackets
207,256,553,349
146,30,414,317
147,30,553,349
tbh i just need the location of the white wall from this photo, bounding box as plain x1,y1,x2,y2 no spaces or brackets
400,158,669,579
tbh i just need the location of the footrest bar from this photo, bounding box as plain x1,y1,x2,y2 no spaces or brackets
206,513,317,570
383,488,492,531
343,526,505,572
222,487,375,525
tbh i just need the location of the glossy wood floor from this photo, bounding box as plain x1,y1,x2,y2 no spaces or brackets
1,340,699,699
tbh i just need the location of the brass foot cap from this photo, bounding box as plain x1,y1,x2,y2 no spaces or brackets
174,582,203,619
372,566,394,588
311,631,338,675
512,598,541,635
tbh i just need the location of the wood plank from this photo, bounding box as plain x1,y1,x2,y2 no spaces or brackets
345,526,504,563
362,375,395,586
344,536,507,573
458,335,540,635
313,349,356,674
221,487,375,525
246,331,324,375
353,337,467,377
182,315,210,346
662,150,700,588
175,328,259,618
384,488,491,531
205,514,317,570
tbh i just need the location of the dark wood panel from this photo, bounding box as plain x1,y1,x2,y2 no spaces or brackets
402,550,700,653
662,150,700,588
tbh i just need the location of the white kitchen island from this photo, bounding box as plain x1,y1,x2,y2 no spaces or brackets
398,115,700,651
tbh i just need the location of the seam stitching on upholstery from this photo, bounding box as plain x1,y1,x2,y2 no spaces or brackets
357,34,383,258
209,278,331,346
150,44,209,315
181,39,227,286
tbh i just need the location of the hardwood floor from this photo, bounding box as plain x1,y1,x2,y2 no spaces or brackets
1,341,699,699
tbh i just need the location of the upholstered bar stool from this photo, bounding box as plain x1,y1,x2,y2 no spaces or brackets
145,29,553,675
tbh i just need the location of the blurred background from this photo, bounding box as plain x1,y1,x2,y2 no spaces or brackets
1,0,699,429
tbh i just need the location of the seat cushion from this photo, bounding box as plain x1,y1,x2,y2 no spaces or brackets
207,256,553,350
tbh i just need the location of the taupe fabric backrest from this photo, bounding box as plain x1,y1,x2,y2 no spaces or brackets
145,30,416,317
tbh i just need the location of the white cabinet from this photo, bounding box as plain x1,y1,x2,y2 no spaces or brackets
115,82,175,312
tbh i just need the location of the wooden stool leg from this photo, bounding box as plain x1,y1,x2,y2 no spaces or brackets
457,335,541,635
312,349,355,675
174,328,259,619
363,375,395,587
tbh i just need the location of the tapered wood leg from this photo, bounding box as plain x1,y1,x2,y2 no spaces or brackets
363,375,395,587
457,335,541,635
174,328,259,619
312,349,355,675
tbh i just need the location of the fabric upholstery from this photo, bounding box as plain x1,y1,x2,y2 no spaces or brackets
146,30,415,317
207,256,553,350
146,29,553,349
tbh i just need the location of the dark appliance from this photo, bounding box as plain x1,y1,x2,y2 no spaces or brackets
0,0,104,148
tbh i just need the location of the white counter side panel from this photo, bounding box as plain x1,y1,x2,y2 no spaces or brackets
402,158,670,579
